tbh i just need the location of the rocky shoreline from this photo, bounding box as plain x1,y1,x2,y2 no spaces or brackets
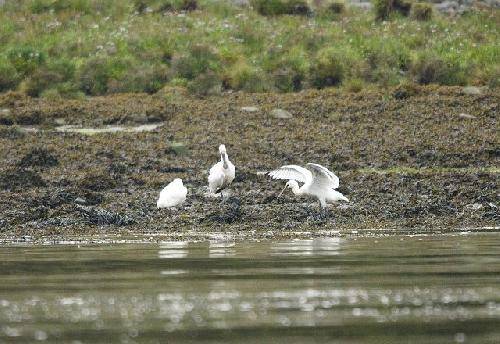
0,86,498,240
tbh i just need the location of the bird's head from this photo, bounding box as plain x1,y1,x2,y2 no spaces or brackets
218,144,227,155
278,180,299,197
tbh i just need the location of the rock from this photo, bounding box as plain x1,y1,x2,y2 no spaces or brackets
462,86,482,95
241,106,259,112
270,109,293,119
132,113,148,124
54,118,66,125
166,142,188,156
348,2,373,11
74,197,86,205
232,0,250,6
0,109,13,125
435,1,459,13
458,113,476,119
466,203,482,210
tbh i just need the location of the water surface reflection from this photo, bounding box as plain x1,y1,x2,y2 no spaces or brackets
0,234,499,343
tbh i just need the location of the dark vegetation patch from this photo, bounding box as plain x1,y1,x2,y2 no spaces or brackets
76,205,135,226
393,81,419,99
206,197,243,224
78,172,118,191
18,148,59,168
374,0,412,21
411,3,433,21
327,2,345,15
0,169,46,191
0,126,26,139
252,0,311,16
134,0,198,14
43,189,103,208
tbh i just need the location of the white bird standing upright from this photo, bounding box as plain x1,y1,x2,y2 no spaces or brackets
268,163,349,208
208,144,235,196
157,178,187,208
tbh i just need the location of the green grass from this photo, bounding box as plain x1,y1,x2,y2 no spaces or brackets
0,0,498,97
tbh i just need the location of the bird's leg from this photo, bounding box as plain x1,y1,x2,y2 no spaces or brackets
219,189,228,204
317,199,329,220
322,207,331,220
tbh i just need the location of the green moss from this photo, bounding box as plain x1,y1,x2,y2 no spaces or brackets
328,2,345,15
7,46,46,77
134,0,197,13
107,64,169,94
252,0,311,16
77,57,112,96
410,53,468,86
30,0,92,14
344,78,364,93
226,62,271,93
0,60,19,92
187,71,223,97
374,0,412,21
486,66,500,89
411,3,433,21
171,45,221,80
310,48,347,88
265,47,309,92
393,80,419,99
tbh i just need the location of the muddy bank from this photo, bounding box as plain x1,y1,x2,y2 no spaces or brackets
0,86,498,239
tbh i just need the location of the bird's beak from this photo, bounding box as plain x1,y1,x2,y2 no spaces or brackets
277,184,287,198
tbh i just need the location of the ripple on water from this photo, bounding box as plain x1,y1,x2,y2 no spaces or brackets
0,234,499,342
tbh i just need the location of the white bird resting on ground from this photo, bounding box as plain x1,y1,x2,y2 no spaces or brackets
268,163,349,209
157,178,187,208
208,144,235,196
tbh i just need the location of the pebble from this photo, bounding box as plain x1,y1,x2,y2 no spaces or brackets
241,106,259,112
458,113,476,119
270,109,293,119
74,197,86,205
462,86,482,95
465,203,482,210
54,118,66,125
167,142,188,156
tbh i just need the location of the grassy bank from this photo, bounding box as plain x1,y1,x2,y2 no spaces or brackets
0,0,499,99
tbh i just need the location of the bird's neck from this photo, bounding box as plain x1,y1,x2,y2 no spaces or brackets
290,184,302,195
220,153,229,169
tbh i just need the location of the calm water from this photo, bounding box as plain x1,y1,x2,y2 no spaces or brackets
1,233,499,343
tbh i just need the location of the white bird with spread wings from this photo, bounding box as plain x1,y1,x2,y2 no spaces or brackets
268,163,349,208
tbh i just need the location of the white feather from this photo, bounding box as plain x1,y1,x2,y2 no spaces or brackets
268,163,348,208
306,163,340,189
268,165,312,184
157,178,187,208
208,144,235,194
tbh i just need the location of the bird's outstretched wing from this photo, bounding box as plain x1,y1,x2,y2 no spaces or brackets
306,163,340,189
268,165,312,184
